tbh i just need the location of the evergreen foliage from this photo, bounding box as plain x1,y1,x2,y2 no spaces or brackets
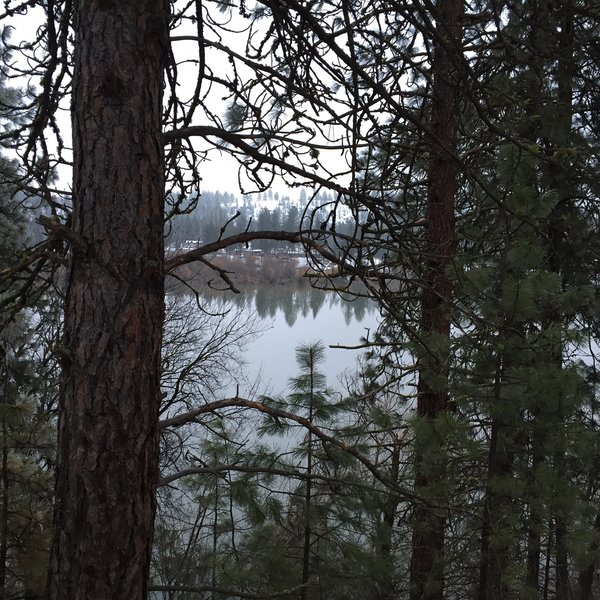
0,34,59,598
3,0,600,598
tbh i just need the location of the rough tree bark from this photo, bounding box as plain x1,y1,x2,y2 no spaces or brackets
409,1,463,599
47,2,168,598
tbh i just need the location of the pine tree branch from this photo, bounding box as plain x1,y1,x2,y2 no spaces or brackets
163,125,369,202
36,215,88,254
158,396,417,501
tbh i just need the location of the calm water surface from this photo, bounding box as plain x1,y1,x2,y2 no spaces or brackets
195,285,379,395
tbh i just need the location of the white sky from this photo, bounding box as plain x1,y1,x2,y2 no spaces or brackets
4,4,347,199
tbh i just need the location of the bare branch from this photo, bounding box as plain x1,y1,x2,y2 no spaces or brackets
158,395,417,501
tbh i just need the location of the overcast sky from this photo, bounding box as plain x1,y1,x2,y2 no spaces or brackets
5,5,332,199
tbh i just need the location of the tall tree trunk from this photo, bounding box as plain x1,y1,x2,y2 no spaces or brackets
409,2,462,599
212,479,219,600
300,362,315,600
577,513,600,600
0,427,8,600
551,5,574,599
47,2,167,598
523,3,577,597
477,347,513,600
555,512,569,600
525,434,544,596
372,433,401,600
543,520,552,600
517,3,575,597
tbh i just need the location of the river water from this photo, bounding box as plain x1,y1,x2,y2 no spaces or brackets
244,286,378,395
171,284,379,399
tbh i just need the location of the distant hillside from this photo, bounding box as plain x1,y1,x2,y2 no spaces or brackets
165,188,355,253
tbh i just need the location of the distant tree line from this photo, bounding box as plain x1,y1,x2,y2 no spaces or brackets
166,190,357,252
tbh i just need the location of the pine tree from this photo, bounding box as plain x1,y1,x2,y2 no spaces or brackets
0,32,58,598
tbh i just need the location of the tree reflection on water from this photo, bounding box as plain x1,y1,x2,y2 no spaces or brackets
166,283,378,395
188,283,376,326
